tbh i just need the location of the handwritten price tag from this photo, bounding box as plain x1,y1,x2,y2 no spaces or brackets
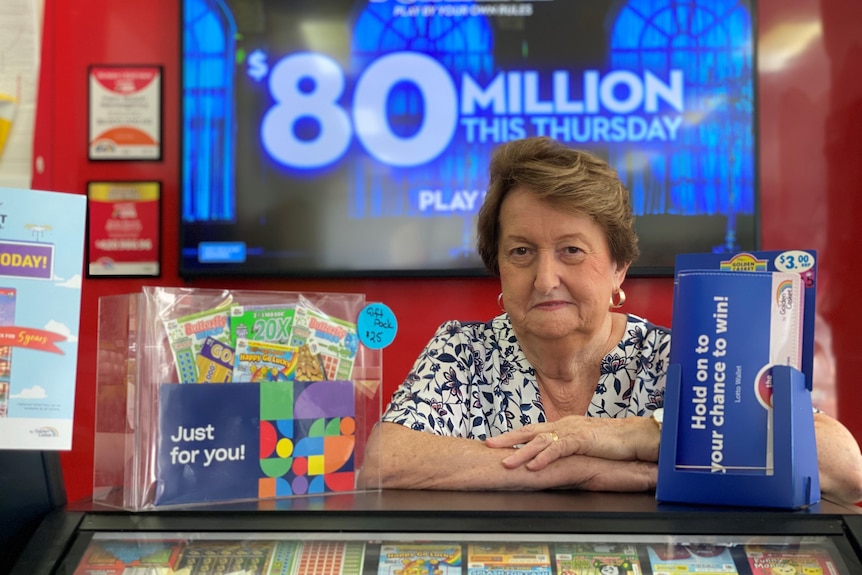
358,303,398,349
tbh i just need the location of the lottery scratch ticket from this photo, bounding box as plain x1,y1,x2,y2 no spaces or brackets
290,305,358,381
164,304,232,383
467,543,552,575
195,336,235,383
378,543,461,575
233,339,298,382
557,543,643,575
230,304,296,347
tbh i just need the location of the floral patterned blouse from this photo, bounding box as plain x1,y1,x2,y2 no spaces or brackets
381,313,671,440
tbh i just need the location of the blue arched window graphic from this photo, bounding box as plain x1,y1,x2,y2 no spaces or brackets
609,0,754,251
182,0,237,222
350,3,493,257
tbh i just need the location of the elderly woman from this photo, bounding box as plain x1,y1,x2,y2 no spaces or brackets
360,137,862,503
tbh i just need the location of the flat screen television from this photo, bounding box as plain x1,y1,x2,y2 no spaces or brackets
180,0,758,278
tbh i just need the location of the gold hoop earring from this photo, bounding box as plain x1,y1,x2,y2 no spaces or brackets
497,292,505,312
609,288,626,309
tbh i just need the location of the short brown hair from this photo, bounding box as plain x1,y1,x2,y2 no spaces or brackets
476,137,639,276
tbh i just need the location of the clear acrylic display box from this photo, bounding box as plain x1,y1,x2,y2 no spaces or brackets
93,287,382,510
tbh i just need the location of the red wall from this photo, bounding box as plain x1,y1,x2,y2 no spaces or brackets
33,0,862,504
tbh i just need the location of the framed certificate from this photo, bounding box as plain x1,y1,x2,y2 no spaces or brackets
87,181,161,277
88,65,162,160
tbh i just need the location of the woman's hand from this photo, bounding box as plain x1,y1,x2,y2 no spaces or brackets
361,422,656,492
485,415,660,471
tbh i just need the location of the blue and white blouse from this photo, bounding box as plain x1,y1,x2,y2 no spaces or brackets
382,314,671,440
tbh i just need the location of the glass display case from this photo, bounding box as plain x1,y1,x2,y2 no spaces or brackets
12,490,862,574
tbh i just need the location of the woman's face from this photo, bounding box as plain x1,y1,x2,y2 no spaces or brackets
497,186,628,341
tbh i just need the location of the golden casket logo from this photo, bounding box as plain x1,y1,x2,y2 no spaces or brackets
30,426,60,438
719,252,767,272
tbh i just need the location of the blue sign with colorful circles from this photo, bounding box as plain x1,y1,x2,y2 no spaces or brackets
156,380,356,506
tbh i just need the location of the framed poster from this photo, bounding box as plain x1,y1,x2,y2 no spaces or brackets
87,181,161,277
88,65,162,160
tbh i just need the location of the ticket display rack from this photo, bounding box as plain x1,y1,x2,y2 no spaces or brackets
93,287,382,510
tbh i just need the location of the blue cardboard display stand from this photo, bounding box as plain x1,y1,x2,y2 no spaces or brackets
656,364,820,509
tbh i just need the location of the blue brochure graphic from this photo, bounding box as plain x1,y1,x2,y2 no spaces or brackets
0,188,86,451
